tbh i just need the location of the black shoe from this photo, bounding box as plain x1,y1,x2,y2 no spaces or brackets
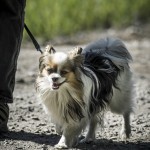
0,103,9,133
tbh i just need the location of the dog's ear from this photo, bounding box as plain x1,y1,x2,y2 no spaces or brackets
45,45,56,54
68,47,83,66
68,47,82,58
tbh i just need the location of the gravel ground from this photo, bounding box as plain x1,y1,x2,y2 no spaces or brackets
0,29,150,150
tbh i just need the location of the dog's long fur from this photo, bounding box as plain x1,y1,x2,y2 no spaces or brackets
36,38,133,148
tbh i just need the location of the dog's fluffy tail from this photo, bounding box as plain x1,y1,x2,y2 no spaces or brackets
82,37,132,69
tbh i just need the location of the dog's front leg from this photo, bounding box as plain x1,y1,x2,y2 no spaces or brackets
54,134,68,149
80,115,98,143
55,125,82,149
55,124,62,135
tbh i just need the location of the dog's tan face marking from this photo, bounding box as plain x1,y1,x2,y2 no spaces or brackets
42,60,72,77
42,64,57,76
38,48,83,90
39,52,75,90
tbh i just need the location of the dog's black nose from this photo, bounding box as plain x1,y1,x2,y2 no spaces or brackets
52,77,58,82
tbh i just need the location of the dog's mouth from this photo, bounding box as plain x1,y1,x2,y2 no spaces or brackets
52,80,66,90
52,82,60,90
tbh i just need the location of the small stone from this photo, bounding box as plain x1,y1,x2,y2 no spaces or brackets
28,106,34,112
32,117,40,121
140,97,145,101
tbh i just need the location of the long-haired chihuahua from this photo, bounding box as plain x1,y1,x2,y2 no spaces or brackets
36,37,133,148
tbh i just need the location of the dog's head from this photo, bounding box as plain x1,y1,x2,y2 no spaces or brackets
38,45,83,90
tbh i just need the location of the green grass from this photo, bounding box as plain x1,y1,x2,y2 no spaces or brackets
24,0,150,40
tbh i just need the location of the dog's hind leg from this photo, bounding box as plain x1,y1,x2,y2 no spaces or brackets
120,112,131,140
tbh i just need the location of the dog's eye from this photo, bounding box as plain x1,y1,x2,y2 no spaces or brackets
47,68,54,74
61,70,68,75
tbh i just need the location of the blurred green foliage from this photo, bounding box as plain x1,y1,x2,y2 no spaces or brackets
25,0,150,40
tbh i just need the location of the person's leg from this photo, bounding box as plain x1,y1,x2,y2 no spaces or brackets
0,0,26,132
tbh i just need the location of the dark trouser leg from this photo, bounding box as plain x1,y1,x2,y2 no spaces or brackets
0,0,26,103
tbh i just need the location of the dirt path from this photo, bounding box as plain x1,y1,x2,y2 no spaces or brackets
0,37,150,150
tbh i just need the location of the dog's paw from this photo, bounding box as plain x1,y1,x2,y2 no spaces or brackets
79,137,95,144
54,143,68,149
120,128,131,140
